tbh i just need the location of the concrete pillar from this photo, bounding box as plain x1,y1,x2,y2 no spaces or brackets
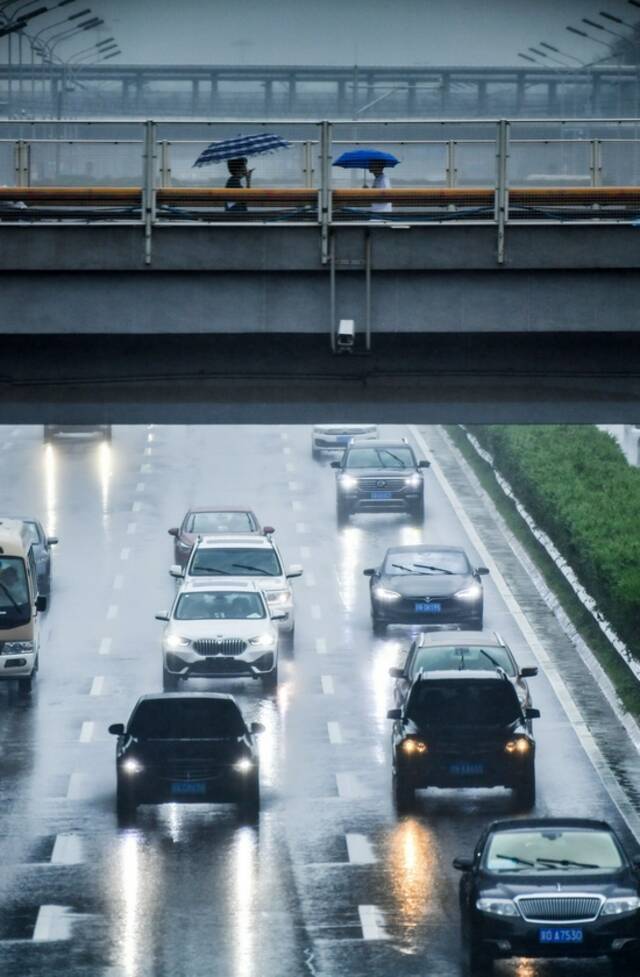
547,80,558,116
477,80,488,115
210,73,218,114
440,73,450,114
337,79,347,116
264,79,273,116
287,73,296,114
192,79,200,116
407,79,416,116
515,74,525,115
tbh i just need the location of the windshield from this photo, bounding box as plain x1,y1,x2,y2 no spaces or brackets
485,829,624,874
344,447,415,469
411,645,515,676
0,556,30,629
175,590,266,620
129,698,246,739
186,511,255,534
385,550,469,575
407,681,521,726
190,546,282,577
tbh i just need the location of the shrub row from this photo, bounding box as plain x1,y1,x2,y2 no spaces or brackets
466,425,640,659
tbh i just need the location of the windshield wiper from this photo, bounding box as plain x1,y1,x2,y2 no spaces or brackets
391,563,429,575
477,648,504,670
495,854,535,867
193,567,230,575
535,857,601,869
232,563,274,576
0,582,20,610
378,449,405,467
413,563,454,575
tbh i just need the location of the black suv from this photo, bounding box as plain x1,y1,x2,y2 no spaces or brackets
387,671,539,812
331,440,430,522
454,818,640,976
109,693,264,822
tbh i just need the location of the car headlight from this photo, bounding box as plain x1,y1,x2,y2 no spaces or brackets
405,473,422,488
602,896,640,916
234,758,254,774
265,589,290,606
249,633,276,647
339,474,358,490
0,641,34,654
121,758,143,775
373,586,401,601
505,738,531,755
164,634,191,650
401,739,428,755
476,898,519,917
455,583,482,600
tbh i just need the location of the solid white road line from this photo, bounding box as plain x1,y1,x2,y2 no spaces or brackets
346,834,377,865
321,675,335,695
90,676,106,696
327,721,343,744
315,637,327,655
106,605,118,621
311,604,322,620
358,905,389,941
120,547,130,561
51,834,83,865
409,424,640,841
33,905,72,942
113,574,124,591
79,721,95,743
98,637,112,656
336,772,367,799
126,522,137,535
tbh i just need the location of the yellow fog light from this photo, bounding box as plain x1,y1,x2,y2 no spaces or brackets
505,738,531,755
402,739,428,756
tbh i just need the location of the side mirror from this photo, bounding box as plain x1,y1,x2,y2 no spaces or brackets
632,855,640,871
418,460,430,468
169,564,184,578
168,527,179,537
271,611,287,621
520,666,538,678
363,568,376,577
263,526,275,535
35,594,47,612
330,461,341,469
286,565,303,579
47,536,59,546
453,857,473,872
525,707,541,720
155,611,169,622
388,667,404,679
387,708,402,720
108,723,125,736
250,721,266,735
476,567,490,576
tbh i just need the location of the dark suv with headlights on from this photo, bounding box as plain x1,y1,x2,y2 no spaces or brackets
331,440,430,522
454,818,640,976
109,693,264,822
387,671,539,812
365,544,488,635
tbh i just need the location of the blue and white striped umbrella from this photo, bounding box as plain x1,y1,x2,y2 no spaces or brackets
193,133,290,168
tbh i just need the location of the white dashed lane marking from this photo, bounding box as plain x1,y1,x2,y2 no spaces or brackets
90,676,106,696
305,571,316,588
346,834,377,865
300,546,311,560
51,834,83,865
358,905,389,941
33,905,72,942
98,637,112,655
315,637,327,655
120,548,130,561
113,574,124,591
140,463,151,474
336,772,368,799
79,721,95,743
321,675,335,695
66,773,86,800
106,605,118,621
126,522,137,535
327,721,343,744
136,482,145,492
311,604,322,620
295,522,309,534
132,500,142,512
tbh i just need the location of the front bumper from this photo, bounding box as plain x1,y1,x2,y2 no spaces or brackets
0,651,36,678
119,765,256,804
475,912,640,960
372,596,482,626
397,753,532,790
164,647,276,680
339,489,422,512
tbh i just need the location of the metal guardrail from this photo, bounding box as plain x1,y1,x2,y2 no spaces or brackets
2,118,640,265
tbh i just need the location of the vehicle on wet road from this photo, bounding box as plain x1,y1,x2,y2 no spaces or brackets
387,670,539,812
389,630,537,709
311,423,378,457
454,817,640,976
157,580,283,691
168,506,268,568
0,518,47,695
171,533,302,643
331,439,430,522
11,517,58,598
365,544,488,634
109,693,264,821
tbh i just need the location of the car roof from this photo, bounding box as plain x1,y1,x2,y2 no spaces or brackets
180,579,260,594
195,534,273,548
186,506,255,514
416,630,504,649
386,544,465,556
487,818,615,834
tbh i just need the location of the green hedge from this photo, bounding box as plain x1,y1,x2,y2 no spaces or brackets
466,425,640,658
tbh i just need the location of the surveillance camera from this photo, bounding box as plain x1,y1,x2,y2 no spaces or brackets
336,318,355,352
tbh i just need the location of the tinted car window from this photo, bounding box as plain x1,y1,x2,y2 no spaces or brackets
385,550,469,574
344,447,415,469
175,591,266,620
191,546,282,577
485,829,624,873
412,645,516,676
0,557,30,628
407,681,521,726
187,511,254,534
129,698,246,739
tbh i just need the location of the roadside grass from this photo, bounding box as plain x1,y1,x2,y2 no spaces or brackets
444,425,640,722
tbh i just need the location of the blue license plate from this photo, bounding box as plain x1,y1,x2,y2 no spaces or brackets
539,928,583,945
415,602,442,613
370,491,392,500
171,781,206,796
449,762,484,776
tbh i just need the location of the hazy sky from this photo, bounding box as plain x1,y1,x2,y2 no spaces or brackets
90,0,632,66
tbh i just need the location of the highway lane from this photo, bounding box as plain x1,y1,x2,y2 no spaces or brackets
0,422,638,977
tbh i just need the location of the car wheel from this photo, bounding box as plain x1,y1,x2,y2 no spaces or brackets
261,666,278,692
409,498,425,523
336,498,351,524
238,774,260,821
18,675,33,696
462,932,493,976
116,778,138,822
514,771,536,811
282,625,294,650
162,669,180,692
392,771,414,813
372,617,387,637
610,951,640,976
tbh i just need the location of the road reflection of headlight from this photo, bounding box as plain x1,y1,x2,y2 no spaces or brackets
233,828,257,977
387,820,437,933
44,443,57,538
97,441,112,517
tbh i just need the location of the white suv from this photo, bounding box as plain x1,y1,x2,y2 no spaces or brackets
170,534,302,644
156,580,284,691
312,424,378,458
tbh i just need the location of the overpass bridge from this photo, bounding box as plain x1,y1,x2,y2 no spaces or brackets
1,116,640,418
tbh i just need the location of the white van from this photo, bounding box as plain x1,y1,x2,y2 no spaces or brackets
0,519,46,694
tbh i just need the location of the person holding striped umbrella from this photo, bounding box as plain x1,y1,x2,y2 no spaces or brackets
192,132,291,214
225,157,253,213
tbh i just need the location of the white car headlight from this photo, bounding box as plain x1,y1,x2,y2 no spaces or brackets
476,898,519,917
265,589,290,606
601,896,640,916
164,634,191,650
373,586,402,601
339,474,358,490
455,583,482,601
249,633,276,648
121,758,143,775
1,641,34,654
234,758,254,774
405,473,422,488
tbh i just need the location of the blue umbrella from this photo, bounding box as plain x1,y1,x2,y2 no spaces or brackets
333,148,399,169
193,133,290,168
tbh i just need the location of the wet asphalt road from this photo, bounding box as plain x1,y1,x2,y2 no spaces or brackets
0,423,638,977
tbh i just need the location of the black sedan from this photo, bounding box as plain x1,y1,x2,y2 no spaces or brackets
365,544,488,634
454,818,640,975
14,517,58,598
168,506,269,568
109,693,264,822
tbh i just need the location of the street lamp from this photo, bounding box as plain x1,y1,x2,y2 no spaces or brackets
566,25,614,49
600,12,637,31
582,17,629,42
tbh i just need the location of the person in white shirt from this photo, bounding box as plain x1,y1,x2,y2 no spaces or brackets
369,160,392,213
